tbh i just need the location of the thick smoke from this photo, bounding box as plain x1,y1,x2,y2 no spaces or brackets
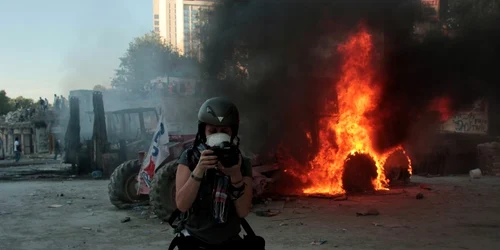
201,0,500,169
375,15,500,152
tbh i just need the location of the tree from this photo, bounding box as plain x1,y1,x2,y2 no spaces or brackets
10,96,36,110
93,84,107,91
0,90,13,115
111,32,200,94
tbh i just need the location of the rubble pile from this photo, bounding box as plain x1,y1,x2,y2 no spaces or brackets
477,141,500,176
3,107,53,124
4,109,35,123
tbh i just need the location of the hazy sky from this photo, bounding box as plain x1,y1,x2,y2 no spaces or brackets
0,0,151,101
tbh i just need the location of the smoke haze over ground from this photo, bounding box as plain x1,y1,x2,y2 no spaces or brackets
201,0,500,167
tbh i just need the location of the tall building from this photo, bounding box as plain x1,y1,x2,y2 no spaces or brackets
153,0,214,57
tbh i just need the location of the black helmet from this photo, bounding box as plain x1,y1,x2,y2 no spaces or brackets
196,97,240,143
198,97,239,127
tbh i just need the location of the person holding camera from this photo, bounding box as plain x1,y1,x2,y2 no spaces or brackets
172,97,264,250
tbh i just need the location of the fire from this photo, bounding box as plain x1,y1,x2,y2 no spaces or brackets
429,96,452,122
299,27,412,195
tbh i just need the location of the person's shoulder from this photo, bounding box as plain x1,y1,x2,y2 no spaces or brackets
177,149,191,164
177,148,195,168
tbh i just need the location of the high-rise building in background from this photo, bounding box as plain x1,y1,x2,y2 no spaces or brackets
153,0,214,58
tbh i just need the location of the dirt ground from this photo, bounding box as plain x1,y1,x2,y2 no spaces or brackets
1,174,500,250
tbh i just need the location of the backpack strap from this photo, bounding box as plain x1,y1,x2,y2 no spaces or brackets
241,218,256,237
168,209,182,229
167,235,182,250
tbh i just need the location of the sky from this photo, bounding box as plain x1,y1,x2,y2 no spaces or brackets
0,0,151,102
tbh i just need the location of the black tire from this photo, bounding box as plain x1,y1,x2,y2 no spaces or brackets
108,159,149,209
150,160,178,221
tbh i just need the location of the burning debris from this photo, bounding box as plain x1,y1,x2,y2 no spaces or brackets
283,27,411,196
201,0,500,197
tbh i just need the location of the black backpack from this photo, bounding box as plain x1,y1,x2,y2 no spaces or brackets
167,209,264,250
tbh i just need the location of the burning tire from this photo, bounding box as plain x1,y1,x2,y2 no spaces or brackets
383,149,412,185
342,153,378,193
150,160,178,221
108,159,148,209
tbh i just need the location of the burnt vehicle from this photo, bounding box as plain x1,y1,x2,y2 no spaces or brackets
79,107,161,177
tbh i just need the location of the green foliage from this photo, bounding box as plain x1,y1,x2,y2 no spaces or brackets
93,84,107,91
0,91,37,116
0,90,13,115
10,96,36,110
111,31,201,94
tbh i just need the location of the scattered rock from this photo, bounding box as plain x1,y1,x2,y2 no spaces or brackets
60,193,64,197
48,204,63,208
469,168,482,179
255,209,280,217
132,206,149,211
66,200,73,205
91,170,103,179
419,184,432,190
82,227,92,230
416,193,424,200
149,215,158,219
356,208,379,216
279,222,288,226
82,197,85,199
310,240,327,245
0,211,12,215
95,228,103,233
121,217,131,223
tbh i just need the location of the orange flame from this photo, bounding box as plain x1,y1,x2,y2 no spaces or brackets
298,27,411,195
429,96,452,122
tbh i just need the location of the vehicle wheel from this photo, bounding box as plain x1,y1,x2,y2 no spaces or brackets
108,159,149,209
150,160,178,221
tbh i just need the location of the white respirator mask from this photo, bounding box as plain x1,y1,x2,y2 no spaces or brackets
206,133,232,147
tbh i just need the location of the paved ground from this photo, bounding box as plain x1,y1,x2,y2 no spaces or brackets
0,175,499,250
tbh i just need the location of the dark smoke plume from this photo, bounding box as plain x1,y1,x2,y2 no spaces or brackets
200,0,500,171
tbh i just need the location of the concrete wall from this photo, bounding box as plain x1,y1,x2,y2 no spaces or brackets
0,124,37,157
35,127,49,153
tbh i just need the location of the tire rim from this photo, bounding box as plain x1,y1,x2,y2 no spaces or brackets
124,174,140,201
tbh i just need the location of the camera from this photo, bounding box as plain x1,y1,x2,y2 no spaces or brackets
209,141,240,168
